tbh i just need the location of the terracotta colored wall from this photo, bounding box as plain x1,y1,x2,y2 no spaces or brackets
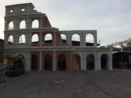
42,51,54,70
42,17,52,27
29,16,80,71
30,51,40,70
56,51,79,71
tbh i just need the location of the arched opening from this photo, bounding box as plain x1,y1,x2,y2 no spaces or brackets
101,54,108,69
61,34,66,43
19,34,26,43
86,54,94,69
19,20,26,29
32,34,39,43
31,54,38,70
45,33,52,43
8,35,13,44
58,54,66,70
32,19,39,28
44,54,52,70
86,34,94,46
8,21,14,30
21,8,25,12
74,54,81,70
72,34,80,46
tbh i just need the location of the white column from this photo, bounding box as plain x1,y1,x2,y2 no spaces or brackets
108,58,113,70
27,18,32,29
97,58,101,70
40,17,43,28
67,37,71,46
94,36,97,47
81,52,86,70
95,58,98,70
80,37,85,47
25,52,31,71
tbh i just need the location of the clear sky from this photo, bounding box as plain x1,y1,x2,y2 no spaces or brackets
0,0,131,46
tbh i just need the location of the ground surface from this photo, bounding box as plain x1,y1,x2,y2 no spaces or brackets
0,69,131,98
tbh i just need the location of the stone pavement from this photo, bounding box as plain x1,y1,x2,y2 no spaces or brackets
0,69,131,98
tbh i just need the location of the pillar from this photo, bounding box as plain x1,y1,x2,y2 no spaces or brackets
53,51,56,71
67,37,71,46
80,37,85,47
39,32,42,47
39,51,42,71
40,17,43,28
94,35,97,47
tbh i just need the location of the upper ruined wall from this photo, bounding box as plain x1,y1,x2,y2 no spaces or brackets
5,3,43,17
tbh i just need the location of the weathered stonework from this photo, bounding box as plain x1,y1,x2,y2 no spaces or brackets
4,3,112,71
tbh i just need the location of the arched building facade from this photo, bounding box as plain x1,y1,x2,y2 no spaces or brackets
4,3,112,71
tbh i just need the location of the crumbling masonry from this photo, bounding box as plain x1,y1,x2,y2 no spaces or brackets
4,3,112,71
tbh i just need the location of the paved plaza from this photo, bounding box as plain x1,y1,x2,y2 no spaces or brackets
0,69,131,98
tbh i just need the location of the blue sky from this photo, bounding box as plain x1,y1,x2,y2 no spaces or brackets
0,0,131,46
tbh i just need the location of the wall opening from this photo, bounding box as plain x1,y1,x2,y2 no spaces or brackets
32,34,39,43
21,8,25,11
31,54,38,70
58,54,66,70
32,19,39,28
8,21,14,30
86,34,94,46
86,54,94,69
19,34,26,43
61,34,66,43
72,34,80,46
101,54,108,69
20,20,26,29
8,35,13,44
45,33,52,43
10,9,13,13
44,54,52,70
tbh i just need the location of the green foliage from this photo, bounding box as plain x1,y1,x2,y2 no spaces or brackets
112,47,121,51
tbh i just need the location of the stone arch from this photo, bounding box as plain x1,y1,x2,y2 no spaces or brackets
58,54,66,70
32,19,39,28
73,54,81,70
8,21,14,30
31,54,38,70
86,54,95,69
19,20,26,29
44,54,52,70
61,34,67,43
8,35,14,44
19,34,26,43
86,33,94,46
45,33,52,43
101,54,109,69
32,34,39,43
72,34,80,46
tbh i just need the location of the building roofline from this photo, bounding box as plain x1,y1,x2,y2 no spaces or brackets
5,3,34,8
